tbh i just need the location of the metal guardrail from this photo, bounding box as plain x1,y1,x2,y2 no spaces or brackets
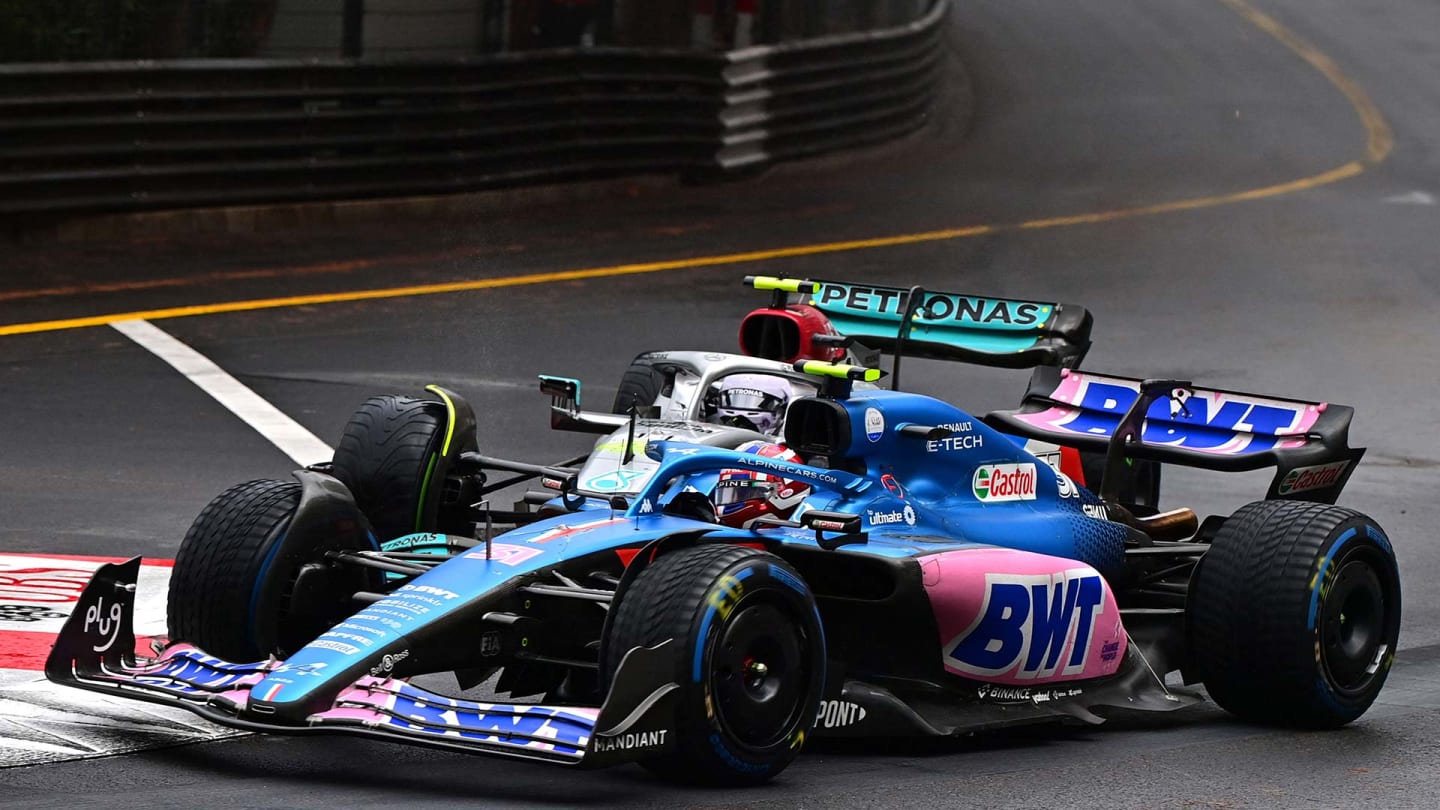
0,1,948,217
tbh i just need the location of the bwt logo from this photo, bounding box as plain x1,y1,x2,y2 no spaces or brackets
1061,380,1308,454
947,570,1105,679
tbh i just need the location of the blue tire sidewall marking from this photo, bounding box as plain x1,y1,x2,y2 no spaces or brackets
693,565,756,682
1308,528,1359,631
709,732,771,775
248,528,290,651
691,559,825,772
768,563,806,594
1365,523,1394,555
1306,522,1398,707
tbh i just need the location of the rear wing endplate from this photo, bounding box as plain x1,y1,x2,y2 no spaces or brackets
750,276,1092,369
984,367,1365,503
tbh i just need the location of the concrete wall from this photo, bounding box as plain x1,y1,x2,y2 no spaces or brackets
260,0,346,58
253,0,930,58
365,0,481,58
260,0,480,58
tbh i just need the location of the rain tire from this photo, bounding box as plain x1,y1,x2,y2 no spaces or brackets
169,479,377,661
332,394,448,540
1189,499,1400,727
605,544,825,785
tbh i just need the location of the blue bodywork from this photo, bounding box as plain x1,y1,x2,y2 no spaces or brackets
250,388,1128,714
43,278,1375,775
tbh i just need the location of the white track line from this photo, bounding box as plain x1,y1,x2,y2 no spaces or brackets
110,319,333,466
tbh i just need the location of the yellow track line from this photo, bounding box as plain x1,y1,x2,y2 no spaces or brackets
0,226,993,336
1218,0,1392,163
0,0,1391,339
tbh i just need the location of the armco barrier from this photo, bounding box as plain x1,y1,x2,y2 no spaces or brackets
0,1,948,217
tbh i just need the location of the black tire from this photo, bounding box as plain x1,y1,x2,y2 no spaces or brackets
332,394,448,540
611,354,664,415
168,479,378,661
605,544,825,785
1079,450,1162,511
1189,500,1400,727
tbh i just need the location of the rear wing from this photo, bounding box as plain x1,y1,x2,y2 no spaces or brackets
984,367,1365,503
745,276,1092,369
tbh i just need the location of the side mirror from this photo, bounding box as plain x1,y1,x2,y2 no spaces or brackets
799,510,868,549
538,375,582,414
800,510,862,534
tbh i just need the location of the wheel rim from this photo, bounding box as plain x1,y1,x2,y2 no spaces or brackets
1320,551,1390,695
711,600,809,749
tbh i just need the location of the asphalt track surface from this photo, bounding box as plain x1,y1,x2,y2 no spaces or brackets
3,0,1440,806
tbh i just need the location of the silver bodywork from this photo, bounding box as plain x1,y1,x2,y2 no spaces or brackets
554,351,1064,497
559,352,853,496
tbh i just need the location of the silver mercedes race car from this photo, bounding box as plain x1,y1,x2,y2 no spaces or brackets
343,276,1126,543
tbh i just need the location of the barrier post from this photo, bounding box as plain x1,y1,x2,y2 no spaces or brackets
342,0,365,58
693,0,716,48
735,0,757,47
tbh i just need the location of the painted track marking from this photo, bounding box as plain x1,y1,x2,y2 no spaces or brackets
110,319,333,466
0,554,240,769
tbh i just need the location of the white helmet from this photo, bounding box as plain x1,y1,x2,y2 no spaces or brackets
709,374,791,435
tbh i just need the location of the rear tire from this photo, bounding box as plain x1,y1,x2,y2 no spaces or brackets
168,479,378,661
605,544,825,785
332,395,449,540
1189,500,1400,727
611,354,664,416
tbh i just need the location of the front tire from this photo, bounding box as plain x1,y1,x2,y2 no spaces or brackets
331,394,449,540
1189,500,1400,727
168,479,378,661
605,544,825,785
611,354,664,416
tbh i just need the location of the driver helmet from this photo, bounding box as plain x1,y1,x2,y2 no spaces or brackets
713,440,811,528
709,374,791,435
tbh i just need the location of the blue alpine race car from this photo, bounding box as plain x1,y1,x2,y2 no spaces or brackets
47,279,1399,786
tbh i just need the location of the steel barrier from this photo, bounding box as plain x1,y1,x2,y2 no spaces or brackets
0,1,948,217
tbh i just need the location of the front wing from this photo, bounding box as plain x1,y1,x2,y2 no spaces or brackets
44,558,679,768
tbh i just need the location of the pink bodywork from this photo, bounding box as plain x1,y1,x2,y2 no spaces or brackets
922,548,1127,685
308,676,601,753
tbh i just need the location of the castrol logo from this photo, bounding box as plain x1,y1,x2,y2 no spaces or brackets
1277,460,1350,495
973,463,1038,502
